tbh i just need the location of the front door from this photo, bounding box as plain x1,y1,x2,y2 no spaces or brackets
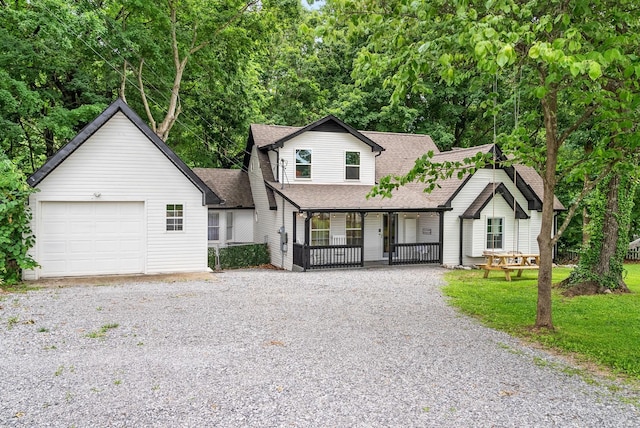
382,213,397,257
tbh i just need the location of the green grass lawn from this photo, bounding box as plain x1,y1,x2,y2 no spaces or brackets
443,264,640,380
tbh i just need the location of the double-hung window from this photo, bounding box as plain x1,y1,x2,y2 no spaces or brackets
486,217,504,249
311,213,330,246
296,149,312,178
166,204,183,231
345,151,360,180
208,211,220,240
226,212,233,241
346,212,362,245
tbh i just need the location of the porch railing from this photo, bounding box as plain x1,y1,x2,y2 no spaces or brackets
293,242,441,270
293,243,362,270
390,243,440,265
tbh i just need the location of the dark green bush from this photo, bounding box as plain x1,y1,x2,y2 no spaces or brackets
208,244,270,270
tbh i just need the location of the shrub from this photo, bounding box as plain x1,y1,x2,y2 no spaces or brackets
208,244,270,270
0,153,38,284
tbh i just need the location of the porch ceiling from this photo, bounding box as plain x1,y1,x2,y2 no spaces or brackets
267,182,448,211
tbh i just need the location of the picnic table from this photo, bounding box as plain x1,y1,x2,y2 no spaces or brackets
478,252,540,281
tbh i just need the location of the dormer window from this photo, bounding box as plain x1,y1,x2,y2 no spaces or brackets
345,151,360,180
296,149,312,178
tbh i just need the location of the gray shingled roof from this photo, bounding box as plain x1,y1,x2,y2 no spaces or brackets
269,182,448,211
249,123,564,212
514,164,564,210
193,168,254,208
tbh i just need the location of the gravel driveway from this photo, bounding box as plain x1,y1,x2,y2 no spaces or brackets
1,266,638,427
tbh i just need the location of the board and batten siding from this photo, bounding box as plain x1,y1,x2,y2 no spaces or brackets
278,132,377,185
25,111,207,278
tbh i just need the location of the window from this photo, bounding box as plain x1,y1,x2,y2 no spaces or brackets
345,151,360,180
346,212,362,245
166,204,183,231
208,211,220,240
226,212,233,241
486,217,503,249
311,213,330,246
296,149,312,178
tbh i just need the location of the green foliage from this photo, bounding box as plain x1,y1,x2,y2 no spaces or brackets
567,173,637,290
0,152,38,284
208,244,270,270
443,266,640,379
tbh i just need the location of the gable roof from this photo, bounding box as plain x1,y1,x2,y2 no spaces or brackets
245,117,564,212
255,115,385,153
193,168,254,208
27,98,221,205
461,182,529,219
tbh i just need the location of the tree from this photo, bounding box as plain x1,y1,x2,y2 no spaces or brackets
332,0,640,328
562,167,638,295
0,0,112,173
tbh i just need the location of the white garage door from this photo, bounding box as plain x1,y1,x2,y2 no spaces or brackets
39,202,144,277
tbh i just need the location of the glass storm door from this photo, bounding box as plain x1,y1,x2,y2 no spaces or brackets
383,213,397,256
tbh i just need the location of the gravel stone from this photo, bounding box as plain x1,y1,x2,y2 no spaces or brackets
1,265,638,427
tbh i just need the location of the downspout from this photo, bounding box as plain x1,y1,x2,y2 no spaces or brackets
281,195,286,269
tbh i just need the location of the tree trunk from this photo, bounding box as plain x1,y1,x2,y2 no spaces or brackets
536,88,559,330
44,128,56,159
595,175,619,274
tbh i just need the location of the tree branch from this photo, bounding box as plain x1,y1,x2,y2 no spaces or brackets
552,163,613,246
557,104,597,146
137,59,156,132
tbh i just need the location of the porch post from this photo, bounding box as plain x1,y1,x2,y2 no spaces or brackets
439,211,445,264
304,213,311,271
387,211,393,266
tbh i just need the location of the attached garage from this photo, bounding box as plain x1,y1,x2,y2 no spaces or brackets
38,202,145,277
23,99,221,280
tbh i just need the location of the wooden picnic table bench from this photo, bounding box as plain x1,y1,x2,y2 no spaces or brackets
478,252,540,281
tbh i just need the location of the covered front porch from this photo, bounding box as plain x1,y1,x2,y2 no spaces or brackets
292,210,445,271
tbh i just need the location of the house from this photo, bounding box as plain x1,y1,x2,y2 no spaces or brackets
243,115,564,271
23,99,563,278
23,99,221,280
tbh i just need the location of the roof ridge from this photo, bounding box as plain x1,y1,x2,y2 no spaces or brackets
360,130,432,137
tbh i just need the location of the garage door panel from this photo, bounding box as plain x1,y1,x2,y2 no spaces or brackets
39,202,144,277
74,222,94,234
120,221,143,233
42,221,68,235
41,240,67,255
95,220,118,234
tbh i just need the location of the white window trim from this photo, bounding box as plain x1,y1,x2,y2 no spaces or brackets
208,210,220,241
486,216,504,250
345,212,362,245
295,148,312,180
226,212,234,242
345,150,361,181
166,203,185,232
311,213,330,246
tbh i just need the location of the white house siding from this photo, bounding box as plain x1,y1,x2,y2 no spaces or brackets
442,169,541,266
278,132,377,185
25,112,207,279
248,145,295,269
